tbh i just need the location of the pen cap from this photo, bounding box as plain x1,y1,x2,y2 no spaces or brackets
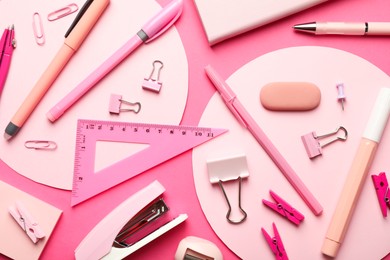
363,87,390,142
64,0,110,50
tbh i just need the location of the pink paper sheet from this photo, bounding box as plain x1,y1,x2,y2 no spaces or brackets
0,0,188,190
192,46,390,259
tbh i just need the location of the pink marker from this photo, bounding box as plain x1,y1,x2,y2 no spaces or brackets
47,0,183,122
322,88,390,258
205,65,323,216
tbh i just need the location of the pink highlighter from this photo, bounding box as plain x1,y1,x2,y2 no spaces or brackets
322,87,390,257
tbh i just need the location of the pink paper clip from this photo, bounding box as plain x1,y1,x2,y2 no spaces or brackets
262,190,304,226
24,140,57,150
47,3,79,21
142,60,164,93
109,94,141,114
372,172,390,217
261,223,289,260
9,201,46,243
301,126,348,159
32,12,45,46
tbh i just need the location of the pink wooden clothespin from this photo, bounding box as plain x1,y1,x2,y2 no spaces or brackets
261,223,289,260
9,201,45,243
371,172,390,217
262,190,304,226
301,126,348,159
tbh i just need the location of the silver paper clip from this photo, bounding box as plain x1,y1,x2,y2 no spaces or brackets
24,140,57,150
142,60,164,93
48,3,79,21
301,126,348,159
109,94,141,114
32,12,45,46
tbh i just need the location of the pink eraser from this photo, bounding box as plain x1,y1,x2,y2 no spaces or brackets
260,82,321,111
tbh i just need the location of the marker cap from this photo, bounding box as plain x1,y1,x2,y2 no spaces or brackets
363,87,390,142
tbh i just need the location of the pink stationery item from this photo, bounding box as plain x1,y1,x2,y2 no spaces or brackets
260,82,321,111
322,88,390,258
262,190,304,226
293,22,390,35
193,0,329,45
9,201,46,243
0,25,16,96
0,181,62,260
261,223,289,260
108,94,141,114
46,0,183,122
301,126,348,159
75,180,188,260
142,60,164,93
47,3,79,21
336,82,346,110
71,119,227,206
205,65,323,215
206,154,249,224
174,236,223,260
371,172,390,217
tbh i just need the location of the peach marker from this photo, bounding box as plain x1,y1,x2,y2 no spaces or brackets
322,87,390,257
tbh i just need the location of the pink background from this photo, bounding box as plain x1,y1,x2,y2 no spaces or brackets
1,0,390,259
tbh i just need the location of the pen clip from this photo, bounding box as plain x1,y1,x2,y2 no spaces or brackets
64,0,93,38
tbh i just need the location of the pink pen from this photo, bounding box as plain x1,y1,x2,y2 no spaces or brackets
0,25,16,97
205,65,323,215
47,0,183,122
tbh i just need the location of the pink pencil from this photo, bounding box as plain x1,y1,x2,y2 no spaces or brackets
205,65,323,216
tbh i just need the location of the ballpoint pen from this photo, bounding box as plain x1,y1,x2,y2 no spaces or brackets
0,25,16,97
46,0,184,123
293,22,390,35
3,0,110,140
205,65,323,216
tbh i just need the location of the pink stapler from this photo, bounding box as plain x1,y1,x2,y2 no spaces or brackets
261,223,289,260
372,172,390,217
75,181,187,259
8,201,46,243
262,190,304,226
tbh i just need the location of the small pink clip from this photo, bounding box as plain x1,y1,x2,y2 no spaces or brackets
24,140,57,150
372,172,390,217
261,223,289,260
142,60,164,93
32,12,45,46
301,126,348,159
9,201,46,243
262,190,304,226
47,3,79,21
109,94,141,114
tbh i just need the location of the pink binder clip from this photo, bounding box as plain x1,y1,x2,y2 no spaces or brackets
261,223,289,260
371,172,390,217
109,94,141,114
142,60,164,93
9,201,45,243
262,190,304,226
301,126,348,159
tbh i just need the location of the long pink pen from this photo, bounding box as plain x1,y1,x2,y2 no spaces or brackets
0,26,16,96
47,0,183,122
205,65,323,215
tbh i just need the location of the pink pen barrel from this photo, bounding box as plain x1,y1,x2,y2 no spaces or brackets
47,36,143,122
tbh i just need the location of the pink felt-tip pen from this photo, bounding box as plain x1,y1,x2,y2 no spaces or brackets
47,0,183,122
322,87,390,257
205,65,323,215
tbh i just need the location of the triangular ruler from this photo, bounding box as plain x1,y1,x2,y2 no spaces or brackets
71,119,227,206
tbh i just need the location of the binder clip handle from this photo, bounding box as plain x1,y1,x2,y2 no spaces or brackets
316,126,348,148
